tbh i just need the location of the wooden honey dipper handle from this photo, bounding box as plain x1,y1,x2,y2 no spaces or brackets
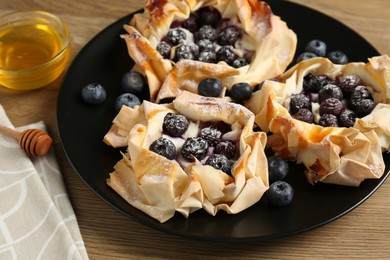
0,125,53,156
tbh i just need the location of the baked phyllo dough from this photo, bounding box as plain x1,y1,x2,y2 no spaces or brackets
246,55,390,187
104,91,268,223
121,0,297,102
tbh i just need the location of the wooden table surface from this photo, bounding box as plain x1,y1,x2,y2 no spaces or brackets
1,0,389,259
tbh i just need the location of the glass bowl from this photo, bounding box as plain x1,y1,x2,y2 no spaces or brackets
0,10,71,90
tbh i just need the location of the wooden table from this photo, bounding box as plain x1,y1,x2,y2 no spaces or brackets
1,0,389,259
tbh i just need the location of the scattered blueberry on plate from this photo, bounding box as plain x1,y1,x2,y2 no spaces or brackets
267,181,294,207
81,83,107,105
115,93,141,111
121,71,147,94
268,155,289,183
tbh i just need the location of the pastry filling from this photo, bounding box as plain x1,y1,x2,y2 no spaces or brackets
156,6,254,68
149,112,240,175
287,73,376,127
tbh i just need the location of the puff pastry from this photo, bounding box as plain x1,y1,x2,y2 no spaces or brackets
121,0,297,102
246,56,390,186
105,91,268,222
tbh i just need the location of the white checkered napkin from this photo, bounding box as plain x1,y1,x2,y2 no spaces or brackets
0,105,88,260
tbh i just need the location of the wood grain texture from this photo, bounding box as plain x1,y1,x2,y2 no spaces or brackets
0,1,389,259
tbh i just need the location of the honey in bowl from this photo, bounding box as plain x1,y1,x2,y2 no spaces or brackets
0,11,71,91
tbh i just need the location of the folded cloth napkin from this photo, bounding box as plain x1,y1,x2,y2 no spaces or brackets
0,105,88,260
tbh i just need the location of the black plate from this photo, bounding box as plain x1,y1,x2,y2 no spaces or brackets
57,0,389,242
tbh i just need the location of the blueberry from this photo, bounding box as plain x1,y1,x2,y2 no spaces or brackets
296,52,317,63
121,71,147,95
319,114,339,127
304,39,327,57
318,84,343,103
149,137,176,160
198,49,217,63
339,110,357,127
206,154,232,174
198,77,223,97
339,74,361,97
350,85,373,108
175,44,195,61
197,39,213,52
167,28,187,45
182,14,198,32
303,73,330,93
319,98,345,116
267,181,294,207
115,93,141,111
232,57,248,68
292,108,314,123
200,126,222,145
188,42,200,59
199,7,221,27
327,50,348,64
355,99,376,117
81,83,107,105
215,140,236,159
216,46,238,66
156,41,171,59
163,113,189,137
181,137,209,162
289,93,311,114
217,26,241,46
267,155,289,183
230,82,253,102
198,25,217,41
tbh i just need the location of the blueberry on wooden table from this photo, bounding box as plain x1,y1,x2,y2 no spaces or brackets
81,83,106,105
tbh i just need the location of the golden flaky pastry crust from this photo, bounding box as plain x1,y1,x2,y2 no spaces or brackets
104,91,268,223
246,56,390,187
121,0,296,102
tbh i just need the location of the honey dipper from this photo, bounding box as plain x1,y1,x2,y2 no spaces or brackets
0,125,53,156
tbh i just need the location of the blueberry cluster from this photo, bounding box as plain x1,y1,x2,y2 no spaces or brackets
156,7,251,67
81,71,148,111
149,112,238,175
296,39,348,65
290,73,376,127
